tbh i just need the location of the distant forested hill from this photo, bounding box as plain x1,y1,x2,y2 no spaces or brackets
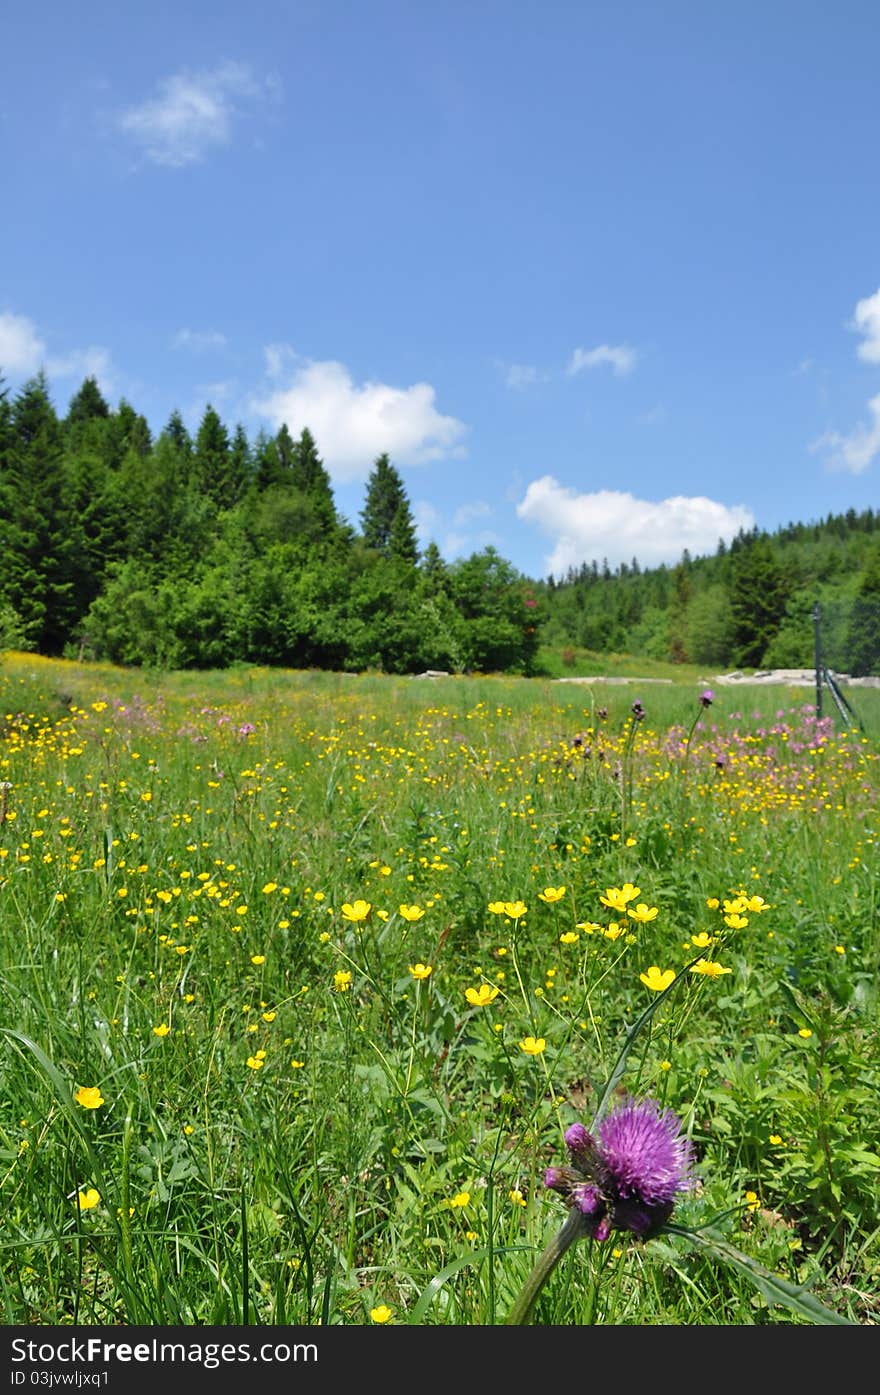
534,512,880,675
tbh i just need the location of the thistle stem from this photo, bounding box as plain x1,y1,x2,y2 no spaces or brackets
506,1207,585,1325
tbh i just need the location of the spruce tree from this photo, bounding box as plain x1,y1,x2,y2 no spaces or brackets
0,374,76,652
361,453,418,560
291,427,338,537
194,404,231,508
728,535,789,667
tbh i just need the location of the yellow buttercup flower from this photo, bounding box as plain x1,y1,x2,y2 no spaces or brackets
152,1023,170,1037
639,965,676,992
690,960,732,978
465,983,500,1006
575,921,601,934
690,931,714,949
603,922,626,940
408,962,433,980
600,884,641,912
538,886,566,904
627,903,659,923
341,899,371,923
399,904,426,922
449,1190,470,1208
723,913,749,929
333,970,352,993
487,901,507,914
518,1036,546,1056
74,1086,105,1110
370,1305,393,1324
503,901,528,920
77,1188,101,1211
559,931,580,944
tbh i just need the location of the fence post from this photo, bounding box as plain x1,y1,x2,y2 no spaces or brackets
813,601,822,719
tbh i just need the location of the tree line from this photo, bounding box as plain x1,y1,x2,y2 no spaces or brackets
1,370,877,676
0,373,540,674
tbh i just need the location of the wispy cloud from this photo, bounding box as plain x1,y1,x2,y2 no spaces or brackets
811,394,880,476
118,62,279,168
46,347,116,396
501,362,543,390
566,343,637,378
251,355,467,482
851,287,880,364
517,476,754,575
172,328,227,353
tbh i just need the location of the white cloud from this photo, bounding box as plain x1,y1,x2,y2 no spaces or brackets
811,393,880,475
504,362,541,390
567,343,637,378
851,287,880,364
0,311,45,376
172,328,227,352
517,476,754,575
251,357,467,482
118,62,277,167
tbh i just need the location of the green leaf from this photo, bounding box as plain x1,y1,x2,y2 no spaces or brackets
665,1224,856,1325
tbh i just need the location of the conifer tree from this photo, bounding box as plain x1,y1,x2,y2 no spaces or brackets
0,374,76,652
728,535,789,667
194,404,231,508
361,453,418,560
291,427,338,537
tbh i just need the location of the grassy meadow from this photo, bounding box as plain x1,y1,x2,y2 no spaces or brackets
0,652,877,1327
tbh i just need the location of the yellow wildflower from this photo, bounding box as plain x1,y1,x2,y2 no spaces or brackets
341,899,371,922
627,903,659,923
518,1036,546,1056
465,983,500,1006
639,965,676,992
408,963,433,980
399,904,426,921
74,1086,105,1110
537,886,566,904
690,960,732,978
600,884,641,912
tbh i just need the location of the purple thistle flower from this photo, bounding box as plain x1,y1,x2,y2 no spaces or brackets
597,1097,694,1207
545,1096,694,1241
700,688,714,707
630,700,645,721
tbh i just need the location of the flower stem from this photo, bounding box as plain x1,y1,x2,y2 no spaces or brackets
506,1207,585,1325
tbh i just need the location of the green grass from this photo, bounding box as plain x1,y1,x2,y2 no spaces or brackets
0,652,877,1326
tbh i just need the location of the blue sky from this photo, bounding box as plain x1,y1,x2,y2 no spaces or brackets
1,0,879,580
